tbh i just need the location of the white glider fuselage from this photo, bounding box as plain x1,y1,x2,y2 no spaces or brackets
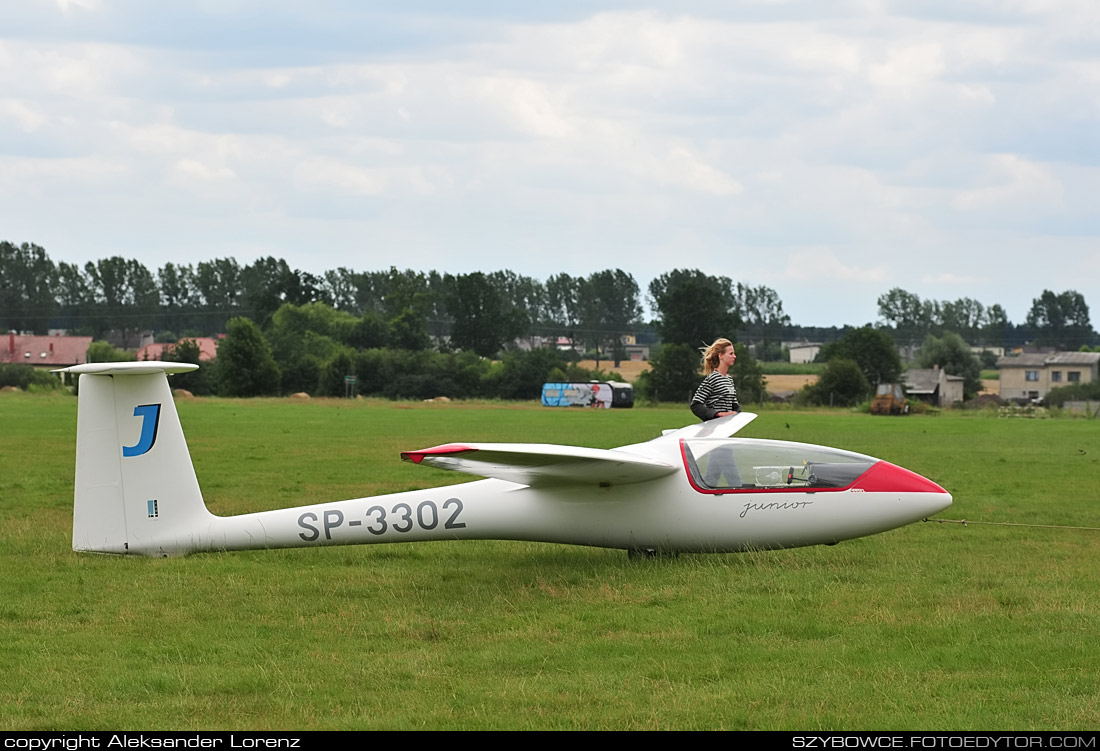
61,362,952,558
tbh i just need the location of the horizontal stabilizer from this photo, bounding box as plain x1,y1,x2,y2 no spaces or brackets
401,443,679,487
56,361,199,377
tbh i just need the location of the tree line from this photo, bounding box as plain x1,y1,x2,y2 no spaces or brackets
3,242,1094,353
0,242,798,355
875,287,1094,350
2,240,1097,405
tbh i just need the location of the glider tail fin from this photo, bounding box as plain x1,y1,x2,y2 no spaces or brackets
60,362,211,556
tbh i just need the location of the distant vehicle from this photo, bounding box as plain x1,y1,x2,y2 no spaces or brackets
541,381,634,409
871,383,909,415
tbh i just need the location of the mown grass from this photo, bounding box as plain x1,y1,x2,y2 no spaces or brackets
759,362,824,375
1,392,1098,730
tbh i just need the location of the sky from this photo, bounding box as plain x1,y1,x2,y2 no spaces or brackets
1,0,1098,328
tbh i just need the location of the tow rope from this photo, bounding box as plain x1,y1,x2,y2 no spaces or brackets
924,517,1100,532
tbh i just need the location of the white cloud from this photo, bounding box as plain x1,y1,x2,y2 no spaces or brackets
0,155,126,188
951,154,1064,211
921,272,983,285
174,159,236,182
1,100,46,131
1,4,1098,327
782,247,890,283
477,76,575,139
293,158,388,196
52,0,100,13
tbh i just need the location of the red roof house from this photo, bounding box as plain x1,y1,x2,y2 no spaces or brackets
2,333,93,369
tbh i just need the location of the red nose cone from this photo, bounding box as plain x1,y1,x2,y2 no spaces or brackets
852,461,948,494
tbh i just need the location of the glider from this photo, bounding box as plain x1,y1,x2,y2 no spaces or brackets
58,362,952,558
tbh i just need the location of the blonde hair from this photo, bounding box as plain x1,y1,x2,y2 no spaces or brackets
701,338,733,375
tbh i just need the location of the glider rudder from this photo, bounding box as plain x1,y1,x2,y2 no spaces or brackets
58,362,212,556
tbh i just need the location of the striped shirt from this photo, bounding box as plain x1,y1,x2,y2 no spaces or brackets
691,372,740,420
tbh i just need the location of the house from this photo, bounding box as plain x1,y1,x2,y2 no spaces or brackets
787,342,821,364
2,332,93,370
136,337,220,362
904,365,965,407
996,351,1100,402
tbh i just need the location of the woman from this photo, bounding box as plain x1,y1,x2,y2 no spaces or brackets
691,338,741,421
690,338,742,489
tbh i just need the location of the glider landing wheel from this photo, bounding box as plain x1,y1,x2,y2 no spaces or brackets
627,548,679,560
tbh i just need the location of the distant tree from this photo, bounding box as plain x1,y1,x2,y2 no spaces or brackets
1044,380,1100,407
877,287,935,344
733,283,790,349
240,256,293,324
639,343,701,404
157,262,199,335
0,241,56,334
729,342,767,406
817,326,902,389
321,267,360,313
264,303,356,394
485,270,545,339
350,268,435,350
579,269,642,366
0,363,63,391
55,261,92,333
649,269,740,347
347,311,390,350
484,347,565,400
84,257,159,346
387,308,431,351
1026,290,1092,348
216,317,280,397
915,332,982,400
163,338,213,395
981,304,1009,345
977,349,999,369
86,341,135,363
939,297,987,341
195,258,242,332
544,273,582,348
805,359,870,407
445,272,526,357
317,348,356,397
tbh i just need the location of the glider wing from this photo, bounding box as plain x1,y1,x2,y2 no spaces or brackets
659,411,758,441
401,443,679,487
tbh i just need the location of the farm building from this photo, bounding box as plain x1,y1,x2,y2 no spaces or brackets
996,351,1100,402
787,342,821,364
904,365,965,407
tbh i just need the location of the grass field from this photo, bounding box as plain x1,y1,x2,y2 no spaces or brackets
1,392,1099,730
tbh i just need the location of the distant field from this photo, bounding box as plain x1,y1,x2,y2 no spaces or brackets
2,392,1099,730
575,359,649,382
762,373,817,393
575,360,820,395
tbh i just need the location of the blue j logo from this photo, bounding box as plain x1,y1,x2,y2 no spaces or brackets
123,404,162,457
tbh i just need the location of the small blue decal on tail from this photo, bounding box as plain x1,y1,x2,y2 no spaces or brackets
123,404,161,457
147,500,159,518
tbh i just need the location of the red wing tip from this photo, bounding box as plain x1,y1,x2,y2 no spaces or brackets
400,444,478,464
